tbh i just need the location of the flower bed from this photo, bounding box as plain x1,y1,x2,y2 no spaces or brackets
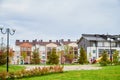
0,65,64,80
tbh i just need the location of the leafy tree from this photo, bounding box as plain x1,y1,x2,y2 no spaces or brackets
21,51,27,61
113,50,119,65
9,49,14,64
65,48,74,64
99,51,110,66
64,46,75,64
47,48,59,64
0,50,7,65
78,47,87,64
31,49,40,64
64,45,69,54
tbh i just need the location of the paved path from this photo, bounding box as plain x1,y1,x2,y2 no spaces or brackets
63,65,101,71
20,65,102,71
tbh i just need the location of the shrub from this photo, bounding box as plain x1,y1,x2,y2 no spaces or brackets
0,71,8,80
99,51,110,66
0,52,7,66
53,65,64,73
9,72,15,79
0,65,64,79
15,71,22,79
113,50,119,65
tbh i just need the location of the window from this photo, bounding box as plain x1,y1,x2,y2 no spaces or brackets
104,42,110,47
42,52,45,54
27,47,31,51
27,51,31,56
47,47,52,52
17,56,19,58
40,46,45,51
42,56,45,59
21,47,27,51
90,42,97,47
93,50,96,53
98,42,103,47
111,42,116,47
98,49,104,57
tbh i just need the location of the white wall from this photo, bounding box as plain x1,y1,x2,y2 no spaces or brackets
87,46,120,61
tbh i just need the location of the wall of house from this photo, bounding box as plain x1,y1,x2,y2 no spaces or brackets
78,38,89,51
87,46,120,62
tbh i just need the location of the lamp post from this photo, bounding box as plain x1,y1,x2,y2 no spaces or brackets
95,35,97,59
109,39,112,63
107,37,113,64
0,27,15,72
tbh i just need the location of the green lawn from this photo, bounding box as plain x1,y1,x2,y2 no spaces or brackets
0,65,25,72
19,65,120,80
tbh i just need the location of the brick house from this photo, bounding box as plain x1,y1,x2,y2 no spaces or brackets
14,39,78,64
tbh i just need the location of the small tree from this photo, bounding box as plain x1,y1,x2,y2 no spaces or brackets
113,50,119,65
47,48,59,64
31,49,40,64
65,53,74,63
21,51,27,62
99,51,110,66
9,49,14,64
0,51,7,65
78,47,87,64
64,46,74,64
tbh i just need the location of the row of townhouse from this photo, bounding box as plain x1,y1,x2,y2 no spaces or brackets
10,34,120,64
77,34,120,61
13,39,78,64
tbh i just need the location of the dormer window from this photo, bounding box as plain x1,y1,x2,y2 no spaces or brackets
117,38,120,40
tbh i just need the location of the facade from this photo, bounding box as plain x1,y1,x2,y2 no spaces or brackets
14,39,78,64
77,34,120,62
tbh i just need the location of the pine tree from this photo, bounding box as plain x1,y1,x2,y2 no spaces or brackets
78,47,87,64
47,48,59,64
31,49,40,64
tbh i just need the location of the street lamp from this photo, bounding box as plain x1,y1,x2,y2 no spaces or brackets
107,37,113,63
0,27,15,72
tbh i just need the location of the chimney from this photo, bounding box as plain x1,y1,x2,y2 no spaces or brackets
16,40,19,43
56,40,58,43
32,40,36,45
40,40,43,42
61,39,64,42
26,40,29,42
68,39,70,42
23,40,25,42
16,40,20,45
34,39,37,42
49,40,52,42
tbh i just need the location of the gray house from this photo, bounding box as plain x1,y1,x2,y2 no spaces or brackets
77,34,120,61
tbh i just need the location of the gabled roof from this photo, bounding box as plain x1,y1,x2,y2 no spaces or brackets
78,34,120,43
83,36,106,41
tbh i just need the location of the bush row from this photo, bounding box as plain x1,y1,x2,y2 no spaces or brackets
0,65,64,80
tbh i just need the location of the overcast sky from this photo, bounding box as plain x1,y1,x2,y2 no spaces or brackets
0,0,120,46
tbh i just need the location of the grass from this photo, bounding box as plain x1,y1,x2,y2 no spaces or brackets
19,65,120,80
0,65,25,72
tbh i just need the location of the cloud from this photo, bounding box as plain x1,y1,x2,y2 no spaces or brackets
0,0,120,46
